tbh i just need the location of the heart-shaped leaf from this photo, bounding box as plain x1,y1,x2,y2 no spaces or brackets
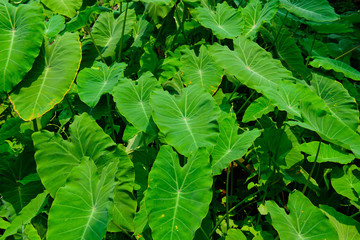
146,146,212,240
41,0,82,18
9,32,81,121
150,85,220,156
0,1,44,93
331,165,360,201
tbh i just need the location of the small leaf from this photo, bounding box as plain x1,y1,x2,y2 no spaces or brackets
243,96,275,123
45,15,65,38
146,146,213,240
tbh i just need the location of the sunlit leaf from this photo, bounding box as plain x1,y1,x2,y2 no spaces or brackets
41,0,82,18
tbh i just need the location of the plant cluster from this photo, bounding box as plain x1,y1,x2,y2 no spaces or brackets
1,0,360,239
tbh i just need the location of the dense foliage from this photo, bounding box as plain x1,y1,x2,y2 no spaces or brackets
1,0,360,239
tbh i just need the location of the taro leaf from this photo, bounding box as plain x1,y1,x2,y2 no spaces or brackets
32,113,119,197
320,205,360,240
145,146,212,240
226,229,247,240
331,165,360,201
299,141,355,164
65,4,102,32
144,2,175,24
90,10,136,60
242,0,278,40
45,15,65,38
47,158,117,240
211,115,262,176
0,1,44,93
150,85,220,157
113,72,160,135
0,219,10,230
266,190,338,240
141,0,172,4
289,102,360,158
107,146,136,232
41,0,82,18
279,0,339,22
0,192,48,240
308,20,354,34
243,96,275,123
194,2,242,39
77,62,127,108
310,57,360,81
132,16,153,48
310,73,359,130
9,32,81,121
180,45,223,94
23,224,41,240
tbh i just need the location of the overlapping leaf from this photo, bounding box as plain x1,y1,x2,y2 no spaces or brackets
194,2,242,39
77,62,127,108
0,1,44,92
150,85,220,156
180,45,223,94
47,158,117,240
113,72,160,135
146,146,212,240
41,0,82,18
10,32,81,121
331,165,360,201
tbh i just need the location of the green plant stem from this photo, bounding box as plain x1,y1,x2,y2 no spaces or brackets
200,226,210,240
236,90,255,115
269,11,288,51
335,44,360,60
209,190,260,237
228,85,240,101
226,163,231,232
86,25,106,64
106,94,116,141
110,220,135,239
306,32,317,67
351,211,360,218
32,119,38,132
65,94,75,117
117,2,129,62
302,140,321,194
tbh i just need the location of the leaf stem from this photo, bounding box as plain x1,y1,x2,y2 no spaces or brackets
236,90,255,115
117,2,129,62
85,25,106,64
32,119,38,132
335,44,360,60
302,140,321,194
226,163,231,232
65,94,75,117
269,11,288,51
306,32,317,67
106,94,116,141
110,220,135,239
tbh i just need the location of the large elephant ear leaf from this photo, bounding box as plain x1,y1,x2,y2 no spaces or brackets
145,146,213,240
310,73,359,130
90,10,136,60
331,165,360,201
310,56,360,81
47,158,117,240
9,32,81,121
242,0,278,40
279,0,339,22
180,45,223,94
32,113,119,197
266,190,338,240
211,115,262,176
77,62,127,108
150,85,220,157
0,1,44,93
194,2,242,39
113,72,160,135
41,0,82,18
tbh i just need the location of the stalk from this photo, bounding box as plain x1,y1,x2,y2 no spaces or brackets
106,94,116,141
225,163,231,232
117,2,129,62
32,119,38,132
65,94,75,117
236,90,255,115
85,25,106,64
306,32,317,67
110,220,135,239
302,140,321,194
335,44,360,60
269,11,289,51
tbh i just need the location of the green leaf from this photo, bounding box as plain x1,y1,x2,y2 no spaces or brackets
320,205,360,240
243,96,275,123
242,0,278,39
132,16,153,48
10,32,81,121
107,146,137,232
331,165,360,201
47,158,117,240
90,10,136,60
211,115,262,176
180,45,223,94
279,0,338,22
32,113,120,197
194,2,242,39
0,1,44,92
0,218,10,230
266,190,338,240
23,224,41,240
41,0,82,18
1,192,48,240
145,146,213,240
226,229,247,240
150,85,220,156
77,62,127,108
141,0,172,4
310,57,360,81
65,4,102,32
310,73,359,130
113,72,160,135
45,15,65,38
144,2,175,24
299,141,355,164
